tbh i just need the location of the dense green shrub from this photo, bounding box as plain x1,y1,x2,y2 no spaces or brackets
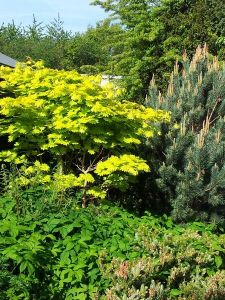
146,46,225,223
1,194,225,299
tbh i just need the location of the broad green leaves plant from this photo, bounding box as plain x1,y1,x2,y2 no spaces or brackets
0,197,142,299
0,62,169,206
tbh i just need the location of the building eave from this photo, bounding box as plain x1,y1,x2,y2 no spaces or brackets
0,52,17,68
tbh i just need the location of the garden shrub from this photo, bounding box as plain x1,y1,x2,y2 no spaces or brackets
101,215,225,299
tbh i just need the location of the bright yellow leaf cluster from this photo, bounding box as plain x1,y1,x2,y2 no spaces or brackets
53,173,95,192
16,161,51,187
0,62,169,156
96,154,150,176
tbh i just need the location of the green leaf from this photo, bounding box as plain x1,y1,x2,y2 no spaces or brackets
119,240,126,250
170,289,182,296
212,243,224,252
46,234,56,240
75,293,86,300
88,268,99,282
19,261,27,273
66,241,74,251
27,261,35,274
10,225,19,238
75,269,84,281
74,262,86,270
60,251,71,265
45,218,61,231
60,224,75,238
207,268,216,276
215,256,223,268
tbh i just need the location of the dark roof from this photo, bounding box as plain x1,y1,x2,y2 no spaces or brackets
0,52,17,68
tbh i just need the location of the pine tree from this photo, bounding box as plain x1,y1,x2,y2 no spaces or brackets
147,46,225,224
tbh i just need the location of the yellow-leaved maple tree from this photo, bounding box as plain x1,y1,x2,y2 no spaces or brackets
0,62,170,206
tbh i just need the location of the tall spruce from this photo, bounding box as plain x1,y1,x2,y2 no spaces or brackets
147,46,225,224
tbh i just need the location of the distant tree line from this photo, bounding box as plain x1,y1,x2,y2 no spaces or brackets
0,16,122,73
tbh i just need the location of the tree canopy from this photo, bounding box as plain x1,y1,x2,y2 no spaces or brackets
92,0,225,100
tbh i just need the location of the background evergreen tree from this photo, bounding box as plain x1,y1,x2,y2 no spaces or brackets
147,46,225,224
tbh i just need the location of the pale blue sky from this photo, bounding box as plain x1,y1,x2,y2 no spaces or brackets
0,0,107,33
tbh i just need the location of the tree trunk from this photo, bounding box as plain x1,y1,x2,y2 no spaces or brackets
82,180,88,208
57,155,64,175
